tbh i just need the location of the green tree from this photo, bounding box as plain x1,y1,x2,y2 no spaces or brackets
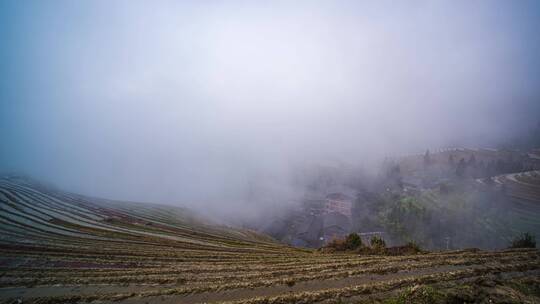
370,235,386,249
423,149,431,167
345,233,362,250
510,232,536,248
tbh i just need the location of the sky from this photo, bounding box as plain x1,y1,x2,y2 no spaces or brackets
1,1,540,216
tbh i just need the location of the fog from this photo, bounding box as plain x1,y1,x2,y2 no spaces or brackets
1,1,539,219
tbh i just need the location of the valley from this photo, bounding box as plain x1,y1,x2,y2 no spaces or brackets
1,176,539,303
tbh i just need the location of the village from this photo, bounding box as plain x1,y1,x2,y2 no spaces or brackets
262,147,540,249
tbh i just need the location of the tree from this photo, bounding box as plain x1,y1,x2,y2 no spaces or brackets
510,232,536,248
325,233,363,251
370,235,386,249
386,164,403,189
345,233,362,250
448,154,455,168
423,150,431,167
456,158,466,177
381,197,429,243
467,154,476,167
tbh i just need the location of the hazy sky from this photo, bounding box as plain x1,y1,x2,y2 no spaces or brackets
1,1,539,215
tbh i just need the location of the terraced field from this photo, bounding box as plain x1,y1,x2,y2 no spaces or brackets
489,170,540,238
494,170,540,201
1,176,539,303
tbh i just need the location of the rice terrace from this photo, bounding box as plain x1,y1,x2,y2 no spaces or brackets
1,176,539,303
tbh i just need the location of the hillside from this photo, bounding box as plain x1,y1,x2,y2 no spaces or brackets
0,176,279,250
481,170,540,243
1,176,539,303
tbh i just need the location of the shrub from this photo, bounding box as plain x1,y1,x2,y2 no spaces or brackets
385,241,423,256
325,233,363,251
326,238,348,251
345,233,362,250
370,235,386,249
406,241,421,253
385,285,443,304
285,278,296,287
510,232,536,248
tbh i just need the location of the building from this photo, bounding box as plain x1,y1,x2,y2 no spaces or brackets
296,192,354,246
321,212,351,243
324,193,353,218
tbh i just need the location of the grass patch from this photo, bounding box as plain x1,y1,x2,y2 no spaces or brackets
384,285,444,304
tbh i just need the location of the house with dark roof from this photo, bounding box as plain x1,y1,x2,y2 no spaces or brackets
321,212,351,243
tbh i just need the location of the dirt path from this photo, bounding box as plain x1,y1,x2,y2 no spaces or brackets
0,284,172,301
0,264,471,303
150,265,466,304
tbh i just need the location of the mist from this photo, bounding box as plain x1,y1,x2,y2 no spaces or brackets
1,1,540,219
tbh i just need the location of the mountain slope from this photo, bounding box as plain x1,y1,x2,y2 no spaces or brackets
0,175,285,255
0,176,539,304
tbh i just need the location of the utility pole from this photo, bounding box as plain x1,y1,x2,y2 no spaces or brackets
444,237,450,250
